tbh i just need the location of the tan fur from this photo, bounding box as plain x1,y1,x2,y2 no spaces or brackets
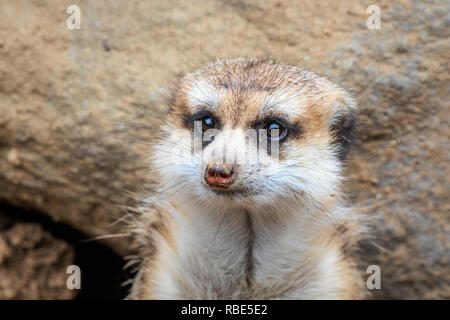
129,58,365,300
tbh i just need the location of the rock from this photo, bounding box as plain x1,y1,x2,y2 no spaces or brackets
0,215,75,299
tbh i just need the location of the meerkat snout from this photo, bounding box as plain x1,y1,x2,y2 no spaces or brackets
204,163,236,188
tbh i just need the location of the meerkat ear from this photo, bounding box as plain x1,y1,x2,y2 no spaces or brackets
330,110,357,161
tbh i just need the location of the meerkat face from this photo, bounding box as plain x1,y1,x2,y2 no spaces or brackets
152,59,356,211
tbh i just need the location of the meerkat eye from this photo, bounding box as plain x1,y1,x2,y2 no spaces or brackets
202,116,215,132
265,120,288,140
190,111,218,133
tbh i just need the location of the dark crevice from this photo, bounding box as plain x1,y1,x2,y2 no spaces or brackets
0,201,130,300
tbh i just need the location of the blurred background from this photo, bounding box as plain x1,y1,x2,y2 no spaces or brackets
0,0,448,299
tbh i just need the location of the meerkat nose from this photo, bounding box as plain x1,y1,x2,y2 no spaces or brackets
204,163,235,188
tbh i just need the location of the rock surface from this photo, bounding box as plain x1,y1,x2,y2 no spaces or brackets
0,211,75,299
0,0,448,299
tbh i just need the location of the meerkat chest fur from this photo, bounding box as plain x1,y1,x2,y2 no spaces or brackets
130,59,363,299
134,200,359,299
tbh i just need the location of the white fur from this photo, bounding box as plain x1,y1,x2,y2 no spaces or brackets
262,88,307,120
187,78,223,112
139,195,354,299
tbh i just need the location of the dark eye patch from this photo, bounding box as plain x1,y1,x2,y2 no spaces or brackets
252,116,301,141
330,112,357,161
183,110,220,130
183,110,220,148
250,116,301,157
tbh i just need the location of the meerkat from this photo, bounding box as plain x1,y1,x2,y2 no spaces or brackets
128,58,364,299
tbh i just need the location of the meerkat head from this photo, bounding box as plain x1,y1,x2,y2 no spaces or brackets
151,59,356,211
